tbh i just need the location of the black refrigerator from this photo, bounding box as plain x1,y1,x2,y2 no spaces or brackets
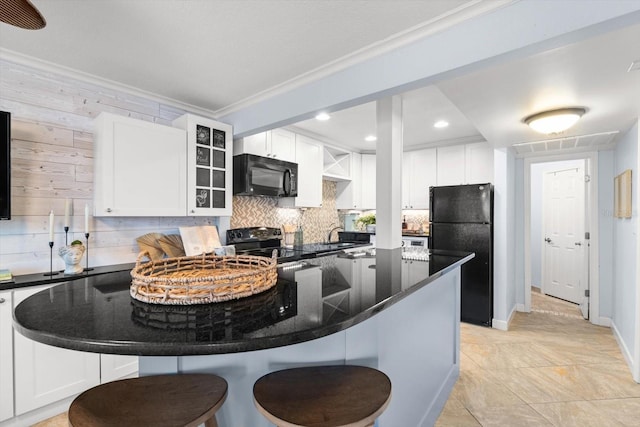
429,184,493,327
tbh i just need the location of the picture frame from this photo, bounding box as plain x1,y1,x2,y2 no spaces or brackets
614,169,632,218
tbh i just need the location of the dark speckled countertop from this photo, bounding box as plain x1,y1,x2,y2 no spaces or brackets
13,248,472,356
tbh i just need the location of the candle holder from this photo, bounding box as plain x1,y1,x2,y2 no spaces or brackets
83,232,94,272
64,226,69,245
43,241,59,277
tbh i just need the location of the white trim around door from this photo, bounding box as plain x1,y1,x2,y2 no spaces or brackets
523,151,601,325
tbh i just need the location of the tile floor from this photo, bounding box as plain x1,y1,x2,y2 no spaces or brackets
436,289,640,427
33,290,640,427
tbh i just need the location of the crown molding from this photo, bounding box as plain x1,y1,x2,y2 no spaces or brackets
213,0,513,118
0,48,219,120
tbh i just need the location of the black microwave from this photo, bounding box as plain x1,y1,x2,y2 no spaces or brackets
233,154,298,197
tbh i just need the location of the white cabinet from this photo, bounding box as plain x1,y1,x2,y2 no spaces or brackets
401,260,431,290
94,112,187,217
336,153,362,210
0,291,13,422
100,355,139,384
465,142,494,184
323,145,353,180
436,145,466,186
278,134,323,208
360,154,376,210
434,143,494,187
173,114,233,216
13,285,100,415
403,148,436,209
233,129,295,162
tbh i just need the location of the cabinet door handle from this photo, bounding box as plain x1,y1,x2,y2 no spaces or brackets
0,298,5,304
106,208,112,213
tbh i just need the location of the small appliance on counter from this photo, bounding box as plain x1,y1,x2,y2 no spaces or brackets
233,154,298,197
429,183,494,327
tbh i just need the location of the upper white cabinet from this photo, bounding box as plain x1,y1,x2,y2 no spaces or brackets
278,134,323,208
94,112,187,216
335,152,362,210
234,129,295,162
323,145,352,180
360,154,376,210
403,148,436,209
173,114,233,216
436,145,466,186
94,112,234,217
465,142,494,184
0,291,13,422
435,143,494,187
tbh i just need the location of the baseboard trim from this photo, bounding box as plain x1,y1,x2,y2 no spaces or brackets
611,319,637,382
419,363,460,427
516,303,526,312
596,316,612,327
492,305,517,331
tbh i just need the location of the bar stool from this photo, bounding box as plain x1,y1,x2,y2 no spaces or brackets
253,365,392,427
68,374,227,427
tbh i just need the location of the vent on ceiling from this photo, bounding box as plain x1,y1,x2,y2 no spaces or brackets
512,131,619,156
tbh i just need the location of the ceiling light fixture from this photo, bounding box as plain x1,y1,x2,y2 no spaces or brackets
0,0,46,30
364,135,377,142
523,107,586,134
434,120,449,128
315,112,330,121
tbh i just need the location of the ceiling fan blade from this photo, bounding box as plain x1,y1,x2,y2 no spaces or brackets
0,0,46,30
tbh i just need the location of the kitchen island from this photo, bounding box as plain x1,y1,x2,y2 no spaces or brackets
13,248,473,427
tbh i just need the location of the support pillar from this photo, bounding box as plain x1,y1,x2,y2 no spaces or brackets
375,96,403,249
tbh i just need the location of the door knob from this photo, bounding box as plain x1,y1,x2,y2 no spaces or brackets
544,237,552,243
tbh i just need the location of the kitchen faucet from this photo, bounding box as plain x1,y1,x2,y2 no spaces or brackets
325,224,343,244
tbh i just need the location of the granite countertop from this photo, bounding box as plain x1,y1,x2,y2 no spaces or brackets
13,248,473,356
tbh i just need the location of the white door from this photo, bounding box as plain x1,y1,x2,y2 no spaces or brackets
542,166,587,311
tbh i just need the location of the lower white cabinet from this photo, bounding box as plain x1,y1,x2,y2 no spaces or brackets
0,291,13,422
4,284,139,423
13,285,100,416
401,260,431,290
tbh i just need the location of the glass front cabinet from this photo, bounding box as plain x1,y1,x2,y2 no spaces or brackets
173,114,233,216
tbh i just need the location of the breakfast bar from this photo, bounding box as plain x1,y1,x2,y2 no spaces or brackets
13,248,473,426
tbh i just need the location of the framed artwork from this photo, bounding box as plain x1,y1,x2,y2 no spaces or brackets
614,169,632,218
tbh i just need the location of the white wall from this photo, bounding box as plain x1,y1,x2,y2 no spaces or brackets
0,59,223,275
530,159,585,287
611,120,638,378
598,150,615,319
492,148,517,329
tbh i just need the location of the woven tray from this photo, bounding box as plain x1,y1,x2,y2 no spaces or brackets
130,251,278,305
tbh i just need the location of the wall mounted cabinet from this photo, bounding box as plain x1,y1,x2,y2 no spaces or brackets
278,134,323,208
323,145,352,180
435,142,494,188
335,152,362,210
360,154,376,210
94,112,187,217
173,114,233,216
233,128,295,162
94,112,233,217
403,148,436,209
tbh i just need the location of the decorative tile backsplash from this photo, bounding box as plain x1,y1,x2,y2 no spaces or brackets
231,180,340,244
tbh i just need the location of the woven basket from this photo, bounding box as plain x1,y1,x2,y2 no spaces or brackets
130,251,278,305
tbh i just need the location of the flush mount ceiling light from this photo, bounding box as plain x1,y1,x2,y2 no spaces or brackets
523,107,586,134
315,112,330,121
364,135,377,142
0,0,46,30
434,120,449,129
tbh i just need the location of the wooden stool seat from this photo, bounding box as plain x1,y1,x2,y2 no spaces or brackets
68,374,227,427
253,365,392,427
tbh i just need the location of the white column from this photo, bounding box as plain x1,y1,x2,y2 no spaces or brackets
375,96,403,249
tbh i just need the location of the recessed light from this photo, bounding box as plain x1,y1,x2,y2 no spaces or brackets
434,120,449,128
315,113,330,121
364,135,377,142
